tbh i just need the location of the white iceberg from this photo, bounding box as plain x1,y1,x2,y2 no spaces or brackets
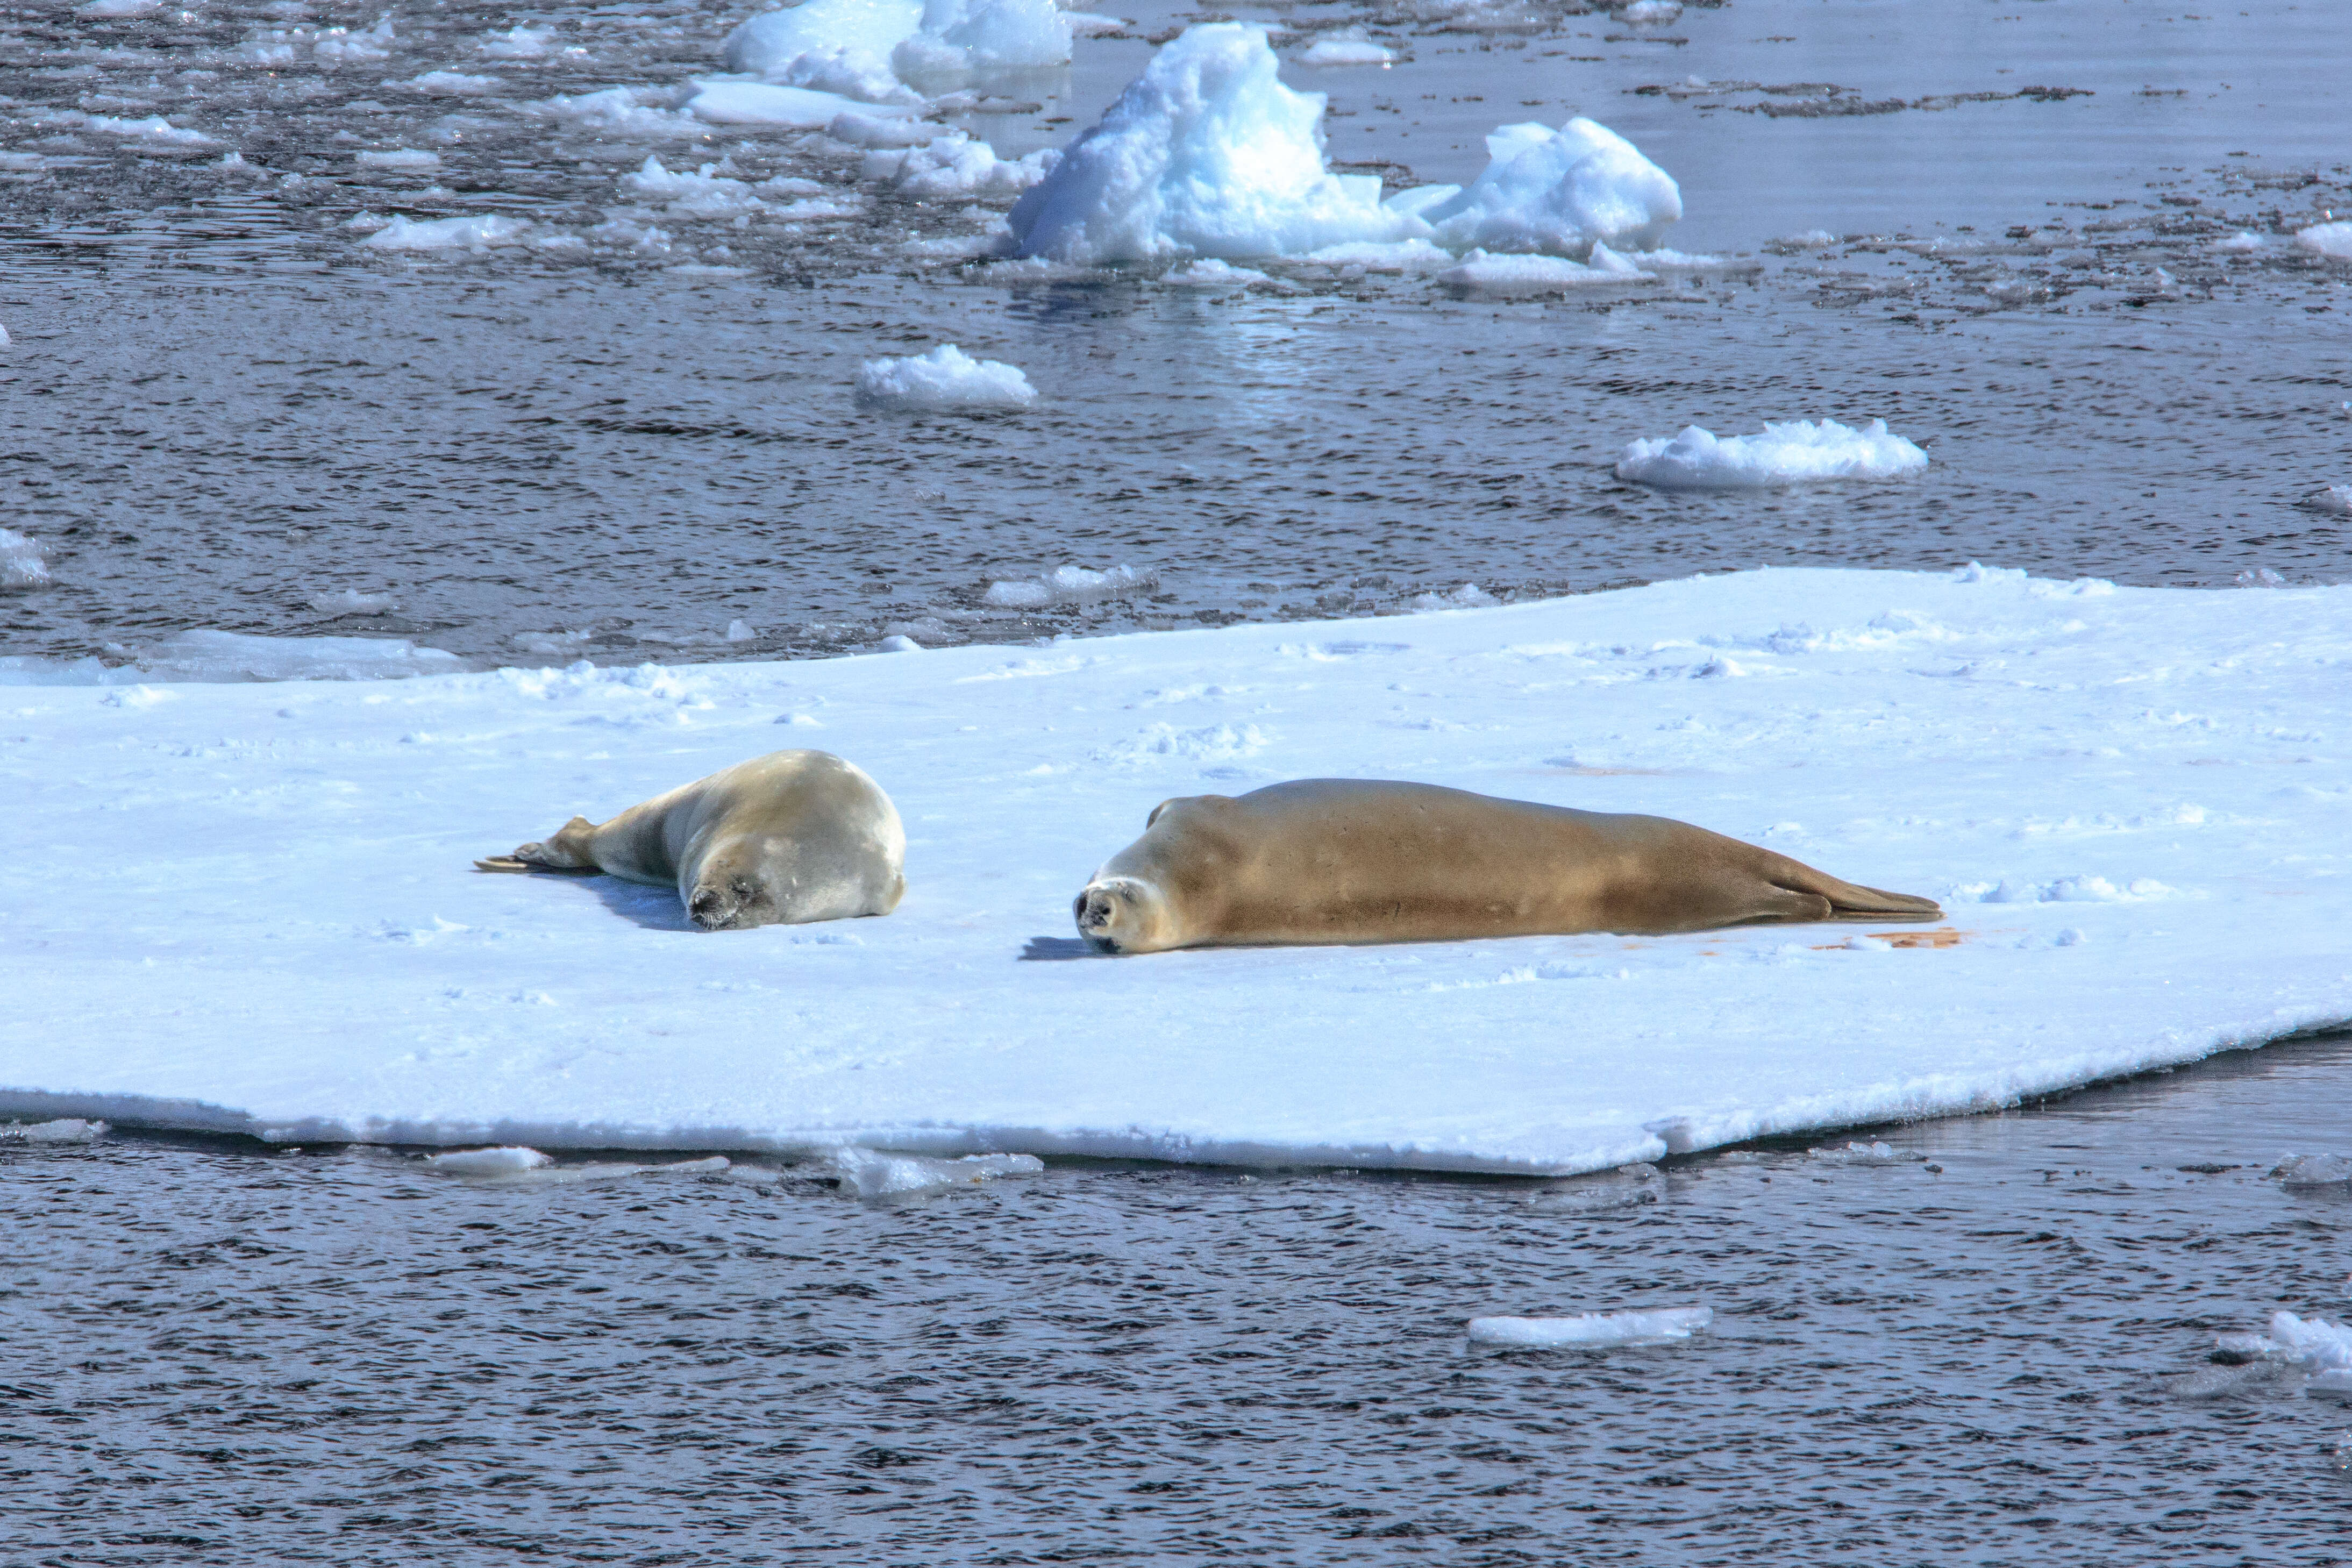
856,343,1038,410
1616,418,1929,489
1416,118,1681,257
1,528,50,589
2295,222,2352,260
1008,23,1417,264
1468,1307,1712,1348
892,0,1073,88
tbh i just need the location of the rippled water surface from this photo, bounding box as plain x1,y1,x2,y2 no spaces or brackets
8,1035,2351,1565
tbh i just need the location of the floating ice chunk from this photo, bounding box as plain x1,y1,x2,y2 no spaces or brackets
425,1146,552,1176
481,24,559,59
1774,227,1838,248
2295,222,2352,260
398,71,503,96
867,132,1056,197
2274,1153,2352,1188
826,1145,1043,1199
1807,1139,1925,1164
1008,23,1417,263
620,155,774,218
1163,256,1273,287
307,588,398,616
1,528,51,590
856,343,1038,411
80,0,160,14
1063,10,1127,37
2255,1312,2352,1380
1299,31,1395,67
532,85,703,139
1468,1307,1711,1348
894,0,1074,89
690,80,904,129
1304,238,1453,272
1437,243,1653,291
725,0,927,102
2311,484,2352,516
1409,582,1499,611
1617,0,1682,23
1615,418,1929,489
63,111,220,146
726,618,758,642
829,108,938,148
1414,118,1681,257
2216,230,2264,252
983,562,1153,608
0,1118,108,1143
363,214,534,252
355,147,441,171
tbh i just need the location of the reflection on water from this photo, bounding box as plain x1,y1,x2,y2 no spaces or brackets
5,1035,2349,1563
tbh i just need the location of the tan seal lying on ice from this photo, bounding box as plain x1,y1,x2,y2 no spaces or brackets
477,750,906,931
1073,779,1940,955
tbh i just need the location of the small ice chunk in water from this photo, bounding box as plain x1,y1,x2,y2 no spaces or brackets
1468,1306,1711,1348
2273,1153,2352,1188
1615,418,1929,489
2311,484,2352,516
362,215,534,252
825,1146,1044,1199
2294,222,2352,260
1409,583,1499,611
1,1118,108,1143
1163,257,1273,287
398,71,504,96
1807,1139,1926,1164
2216,230,2264,252
1298,30,1395,67
856,344,1037,411
982,562,1151,608
1,528,51,589
355,148,441,171
425,1146,552,1176
1617,0,1682,23
480,25,557,59
307,587,398,616
725,619,758,642
1436,244,1653,292
865,132,1055,197
893,0,1075,88
1416,119,1683,258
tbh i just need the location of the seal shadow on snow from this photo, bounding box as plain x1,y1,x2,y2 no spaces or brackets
1021,936,1107,961
477,857,699,932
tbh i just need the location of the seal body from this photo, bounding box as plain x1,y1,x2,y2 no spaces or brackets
1074,779,1938,954
482,750,906,931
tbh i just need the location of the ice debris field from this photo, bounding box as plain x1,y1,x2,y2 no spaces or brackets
3,566,2349,1174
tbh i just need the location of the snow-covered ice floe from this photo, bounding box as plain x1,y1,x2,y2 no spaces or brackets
1468,1307,1711,1348
856,343,1037,410
1616,418,1929,489
3,567,2350,1172
1007,24,1678,266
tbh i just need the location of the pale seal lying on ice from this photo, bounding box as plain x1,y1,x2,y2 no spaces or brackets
477,750,906,931
1073,779,1940,955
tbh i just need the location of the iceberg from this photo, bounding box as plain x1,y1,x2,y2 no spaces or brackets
1008,23,1417,263
1616,418,1929,489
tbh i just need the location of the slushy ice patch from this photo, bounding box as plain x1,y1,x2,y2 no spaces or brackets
1007,26,1680,265
1,528,51,589
1468,1307,1712,1348
856,343,1037,410
1616,418,1929,489
0,630,462,685
983,563,1154,608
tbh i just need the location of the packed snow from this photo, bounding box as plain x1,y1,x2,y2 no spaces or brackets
1616,419,1930,489
3,567,2349,1173
2295,222,2352,260
1467,1308,1712,1348
855,343,1038,410
1,529,49,590
1007,26,1679,265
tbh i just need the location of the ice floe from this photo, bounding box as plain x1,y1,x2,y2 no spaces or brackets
354,148,441,172
0,1118,107,1144
2218,1312,2352,1393
856,343,1038,410
1468,1307,1712,1348
306,588,398,617
983,562,1153,608
2296,222,2352,260
1616,418,1930,489
1,528,49,590
1807,1139,1926,1165
4,567,2350,1172
825,1146,1044,1199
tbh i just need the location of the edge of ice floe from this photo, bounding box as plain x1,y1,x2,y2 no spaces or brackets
9,1009,2349,1174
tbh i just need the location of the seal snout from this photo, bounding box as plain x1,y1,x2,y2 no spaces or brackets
1073,886,1123,953
690,878,771,932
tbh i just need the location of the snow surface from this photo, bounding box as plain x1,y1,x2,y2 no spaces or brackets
856,343,1038,410
2295,222,2352,260
1468,1307,1711,1348
3,567,2350,1173
1,528,49,590
1616,418,1929,489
